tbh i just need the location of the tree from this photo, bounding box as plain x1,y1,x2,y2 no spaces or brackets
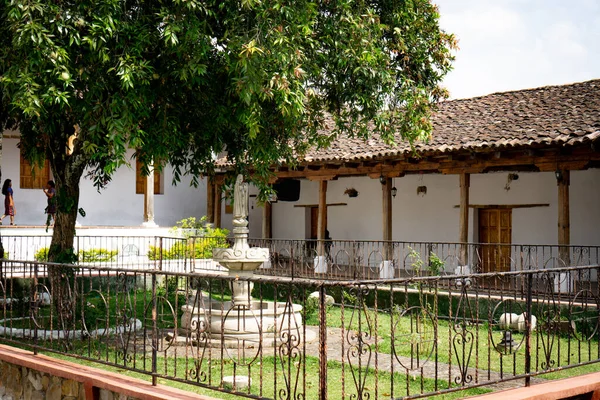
0,0,455,262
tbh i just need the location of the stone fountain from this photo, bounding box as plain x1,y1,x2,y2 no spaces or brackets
180,175,306,348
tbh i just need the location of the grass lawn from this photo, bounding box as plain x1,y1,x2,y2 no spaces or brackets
47,351,491,399
322,304,600,380
1,277,598,398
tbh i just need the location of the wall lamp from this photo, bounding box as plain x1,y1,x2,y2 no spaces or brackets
379,174,386,185
391,186,397,198
555,170,563,182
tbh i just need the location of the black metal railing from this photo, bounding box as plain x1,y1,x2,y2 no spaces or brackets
249,239,600,280
1,234,599,280
0,235,227,273
0,259,598,399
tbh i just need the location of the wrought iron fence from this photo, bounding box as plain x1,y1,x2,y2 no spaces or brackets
0,235,229,274
249,239,600,280
0,259,598,399
1,234,599,280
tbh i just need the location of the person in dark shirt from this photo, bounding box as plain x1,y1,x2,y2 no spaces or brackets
43,180,56,225
0,179,15,225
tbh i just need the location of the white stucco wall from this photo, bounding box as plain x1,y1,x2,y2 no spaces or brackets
6,125,598,247
256,169,600,246
1,137,207,227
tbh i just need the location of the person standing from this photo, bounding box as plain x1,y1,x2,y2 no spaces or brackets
43,180,56,224
0,179,15,225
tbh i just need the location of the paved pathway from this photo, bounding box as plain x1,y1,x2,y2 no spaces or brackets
303,326,544,392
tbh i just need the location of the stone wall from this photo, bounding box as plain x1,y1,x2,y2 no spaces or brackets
0,344,216,400
0,360,138,400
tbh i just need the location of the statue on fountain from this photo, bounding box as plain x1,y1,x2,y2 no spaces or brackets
179,174,308,354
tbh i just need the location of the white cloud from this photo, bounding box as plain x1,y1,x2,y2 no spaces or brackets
434,0,600,99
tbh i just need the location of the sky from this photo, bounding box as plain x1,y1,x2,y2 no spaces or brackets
435,0,600,99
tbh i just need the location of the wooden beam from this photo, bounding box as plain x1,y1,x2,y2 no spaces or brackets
536,160,588,172
206,181,215,224
557,169,570,266
382,177,393,259
293,203,347,208
270,147,600,180
262,201,272,239
452,203,550,209
307,174,337,181
459,173,470,266
317,180,328,256
214,182,222,228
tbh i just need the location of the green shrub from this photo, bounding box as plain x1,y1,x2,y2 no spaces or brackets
79,248,118,262
34,247,118,262
147,235,229,260
428,252,445,276
149,216,230,260
34,247,49,261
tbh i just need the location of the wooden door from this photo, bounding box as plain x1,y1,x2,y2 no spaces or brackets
478,209,512,272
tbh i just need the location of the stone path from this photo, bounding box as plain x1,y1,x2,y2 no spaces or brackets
303,326,544,392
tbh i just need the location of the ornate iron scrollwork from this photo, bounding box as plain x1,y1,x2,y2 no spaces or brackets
490,299,525,355
222,305,262,366
144,295,177,353
569,289,599,342
81,289,109,358
393,306,436,370
186,283,210,383
452,284,475,385
345,286,373,399
537,273,560,370
277,285,304,400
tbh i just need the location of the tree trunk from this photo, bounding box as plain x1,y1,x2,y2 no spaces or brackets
46,122,87,332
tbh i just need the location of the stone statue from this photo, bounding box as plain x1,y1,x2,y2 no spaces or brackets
233,174,249,222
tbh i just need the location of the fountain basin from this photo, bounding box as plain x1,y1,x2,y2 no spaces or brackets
181,299,303,342
212,247,270,271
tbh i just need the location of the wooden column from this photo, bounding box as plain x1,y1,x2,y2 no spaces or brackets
206,181,215,224
382,177,393,259
262,201,272,239
317,180,328,256
557,169,570,266
214,181,222,228
142,163,157,227
459,173,470,266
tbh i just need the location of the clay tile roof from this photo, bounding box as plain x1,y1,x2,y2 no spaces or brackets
302,79,600,163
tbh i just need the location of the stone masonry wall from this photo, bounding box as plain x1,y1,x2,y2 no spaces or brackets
0,360,139,400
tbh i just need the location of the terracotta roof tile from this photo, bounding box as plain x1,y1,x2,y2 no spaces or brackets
302,79,600,163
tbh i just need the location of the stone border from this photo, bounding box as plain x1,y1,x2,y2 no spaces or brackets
0,344,219,400
470,371,600,399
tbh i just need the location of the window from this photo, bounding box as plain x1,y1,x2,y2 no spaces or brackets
20,154,50,189
135,160,163,195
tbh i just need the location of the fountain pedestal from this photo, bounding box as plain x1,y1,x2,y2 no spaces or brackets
180,175,310,349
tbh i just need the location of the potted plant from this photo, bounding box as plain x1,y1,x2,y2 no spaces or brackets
344,188,359,198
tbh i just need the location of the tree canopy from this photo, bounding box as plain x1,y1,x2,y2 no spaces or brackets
0,0,455,255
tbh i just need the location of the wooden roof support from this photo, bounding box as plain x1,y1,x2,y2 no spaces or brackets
557,169,570,265
262,201,272,239
206,181,215,224
214,181,222,228
459,173,470,266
